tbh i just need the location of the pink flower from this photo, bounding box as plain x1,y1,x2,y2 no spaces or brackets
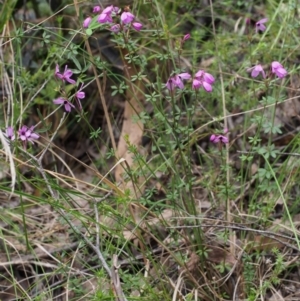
110,24,121,33
53,97,75,112
183,33,190,42
256,18,268,33
271,61,288,78
55,65,76,85
195,70,215,84
192,78,201,90
102,5,114,14
98,5,114,23
132,22,143,31
166,73,191,90
75,84,85,110
210,134,229,144
18,125,39,144
113,6,120,13
193,70,215,92
98,13,113,23
4,126,15,141
121,12,135,24
83,17,92,28
166,77,176,91
93,6,101,13
175,73,191,88
248,64,266,78
210,129,229,145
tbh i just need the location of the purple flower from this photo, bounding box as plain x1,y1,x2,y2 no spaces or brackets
18,125,39,144
195,70,215,84
248,64,266,78
210,134,229,144
256,18,268,33
55,65,76,85
121,12,135,24
28,126,39,142
165,77,176,91
75,84,85,110
93,6,101,13
193,70,215,92
83,17,92,28
192,78,201,90
183,33,190,42
175,73,191,88
110,24,121,33
271,61,288,78
165,72,191,91
113,6,120,13
4,126,15,141
132,22,143,31
210,129,229,145
98,5,114,23
102,5,114,14
53,97,75,112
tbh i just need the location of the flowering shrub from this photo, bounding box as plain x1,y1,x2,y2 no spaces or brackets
1,3,296,299
83,4,142,34
2,4,289,156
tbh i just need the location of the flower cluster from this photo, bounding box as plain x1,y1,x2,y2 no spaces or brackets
54,64,85,112
192,70,215,92
4,125,39,148
83,5,142,32
165,70,215,92
248,61,287,79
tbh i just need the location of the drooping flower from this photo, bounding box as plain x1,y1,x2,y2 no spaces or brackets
165,73,191,91
93,6,101,13
74,84,85,110
195,70,215,84
55,65,76,85
98,5,114,23
174,73,191,88
18,125,39,144
4,126,15,141
256,18,268,33
193,70,215,92
166,77,176,91
53,97,75,112
271,61,288,78
121,12,135,24
248,64,266,78
132,22,143,31
83,17,92,28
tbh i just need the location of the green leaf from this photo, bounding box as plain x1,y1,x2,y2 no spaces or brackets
86,28,93,36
